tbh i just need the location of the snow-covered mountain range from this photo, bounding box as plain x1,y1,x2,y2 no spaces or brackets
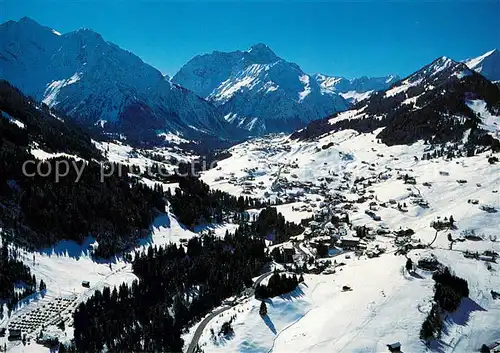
314,73,399,104
0,17,234,143
1,17,498,143
293,55,500,149
173,44,353,134
464,49,500,83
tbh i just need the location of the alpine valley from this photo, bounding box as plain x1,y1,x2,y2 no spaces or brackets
1,16,500,353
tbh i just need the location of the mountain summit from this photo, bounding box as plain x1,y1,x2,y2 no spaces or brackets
246,43,279,63
0,17,233,143
464,49,500,82
173,44,348,134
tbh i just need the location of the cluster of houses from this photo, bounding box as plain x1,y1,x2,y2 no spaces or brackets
297,191,373,256
285,163,432,261
219,170,266,195
463,250,499,263
226,143,432,264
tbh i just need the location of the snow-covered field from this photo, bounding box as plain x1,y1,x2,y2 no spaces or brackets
191,248,499,353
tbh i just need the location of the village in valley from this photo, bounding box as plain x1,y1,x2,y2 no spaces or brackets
193,127,500,352
1,121,499,353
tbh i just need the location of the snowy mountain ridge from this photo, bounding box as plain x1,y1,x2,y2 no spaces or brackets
0,17,234,143
314,73,399,104
1,17,498,143
464,48,500,82
293,55,500,149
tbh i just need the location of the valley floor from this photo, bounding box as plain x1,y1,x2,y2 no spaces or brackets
196,128,500,352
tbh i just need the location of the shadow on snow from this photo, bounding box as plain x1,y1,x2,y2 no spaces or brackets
35,213,173,263
429,297,487,352
261,314,277,335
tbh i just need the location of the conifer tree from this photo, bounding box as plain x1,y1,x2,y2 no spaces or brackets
259,301,267,316
405,258,413,272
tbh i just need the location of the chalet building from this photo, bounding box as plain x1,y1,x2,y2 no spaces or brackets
82,280,90,288
387,342,401,352
339,237,361,250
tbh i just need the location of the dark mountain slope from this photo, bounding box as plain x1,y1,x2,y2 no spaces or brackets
0,80,164,257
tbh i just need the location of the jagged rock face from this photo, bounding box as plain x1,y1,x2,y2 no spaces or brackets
465,49,500,82
0,17,232,143
173,44,348,134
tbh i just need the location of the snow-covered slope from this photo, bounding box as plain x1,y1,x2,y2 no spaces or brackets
314,73,399,104
173,44,347,134
0,17,233,142
197,121,500,352
3,80,500,353
464,49,500,83
0,209,198,353
5,110,500,353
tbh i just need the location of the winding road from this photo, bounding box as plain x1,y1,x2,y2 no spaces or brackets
293,241,309,258
185,270,274,353
253,270,275,289
185,305,232,353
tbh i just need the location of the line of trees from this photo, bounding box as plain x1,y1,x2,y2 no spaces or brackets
255,272,299,299
420,267,469,342
255,207,304,244
166,176,267,227
0,237,37,312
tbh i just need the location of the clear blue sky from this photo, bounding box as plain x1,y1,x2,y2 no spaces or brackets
2,1,499,78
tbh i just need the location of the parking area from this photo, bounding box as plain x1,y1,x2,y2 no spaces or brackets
7,296,78,337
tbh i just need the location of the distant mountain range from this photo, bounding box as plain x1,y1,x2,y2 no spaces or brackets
292,55,500,150
0,17,498,142
313,74,399,105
